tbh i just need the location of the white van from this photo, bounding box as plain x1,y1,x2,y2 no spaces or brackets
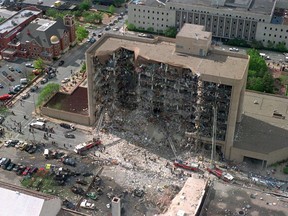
30,121,46,130
20,78,28,85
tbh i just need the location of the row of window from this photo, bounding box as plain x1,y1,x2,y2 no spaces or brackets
263,33,288,39
134,14,169,22
134,8,169,16
264,26,288,32
262,40,287,45
174,8,265,21
136,20,168,28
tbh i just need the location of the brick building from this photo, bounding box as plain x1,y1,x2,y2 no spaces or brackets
0,7,76,61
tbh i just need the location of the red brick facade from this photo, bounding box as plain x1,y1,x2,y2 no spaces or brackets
0,7,76,61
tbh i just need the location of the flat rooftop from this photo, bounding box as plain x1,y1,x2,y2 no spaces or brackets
200,181,288,216
0,9,41,34
234,91,288,154
177,24,212,40
159,177,207,216
166,0,275,15
87,34,249,81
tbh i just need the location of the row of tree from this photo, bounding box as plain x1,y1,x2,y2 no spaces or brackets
127,23,178,38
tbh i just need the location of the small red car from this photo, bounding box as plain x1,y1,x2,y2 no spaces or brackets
22,167,30,176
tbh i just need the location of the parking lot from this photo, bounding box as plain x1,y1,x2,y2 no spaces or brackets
0,60,34,96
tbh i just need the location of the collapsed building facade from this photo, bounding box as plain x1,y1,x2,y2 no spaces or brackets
86,24,249,160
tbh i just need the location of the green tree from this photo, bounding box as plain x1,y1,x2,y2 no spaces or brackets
34,58,45,71
275,42,287,52
37,83,60,107
0,17,5,23
147,27,154,33
127,23,136,31
262,72,274,93
250,40,264,49
247,49,268,73
76,25,89,42
164,27,177,38
109,5,116,14
247,77,264,92
267,41,274,49
113,0,125,7
79,0,91,11
246,49,274,93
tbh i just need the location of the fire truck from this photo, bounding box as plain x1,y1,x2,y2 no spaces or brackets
206,165,234,182
173,159,200,172
74,139,101,154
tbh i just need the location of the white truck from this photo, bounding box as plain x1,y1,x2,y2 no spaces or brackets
30,121,46,130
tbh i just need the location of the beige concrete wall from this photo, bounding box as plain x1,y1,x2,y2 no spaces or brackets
176,35,211,56
256,22,288,49
39,198,61,216
231,146,288,165
42,107,90,125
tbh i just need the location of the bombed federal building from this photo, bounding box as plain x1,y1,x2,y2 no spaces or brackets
85,24,250,162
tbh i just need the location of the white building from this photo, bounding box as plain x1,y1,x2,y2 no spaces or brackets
0,181,62,216
128,0,288,48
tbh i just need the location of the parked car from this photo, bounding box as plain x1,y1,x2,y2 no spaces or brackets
48,73,56,79
13,85,22,92
6,162,15,171
36,118,47,123
60,123,75,130
138,33,147,38
22,167,31,175
5,139,19,147
71,186,85,195
0,158,7,166
7,75,15,82
105,26,110,31
229,47,239,52
58,60,65,66
2,71,7,76
98,33,103,38
0,94,12,100
80,199,95,210
40,78,48,84
61,78,70,83
28,145,38,154
8,66,14,71
16,165,26,175
30,85,39,92
113,27,120,31
12,164,21,172
25,63,34,68
8,90,17,95
15,68,22,73
0,83,4,88
65,133,75,139
0,116,5,124
1,158,11,169
63,158,76,167
29,167,38,175
32,69,40,75
21,92,30,100
16,141,27,149
24,144,33,152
